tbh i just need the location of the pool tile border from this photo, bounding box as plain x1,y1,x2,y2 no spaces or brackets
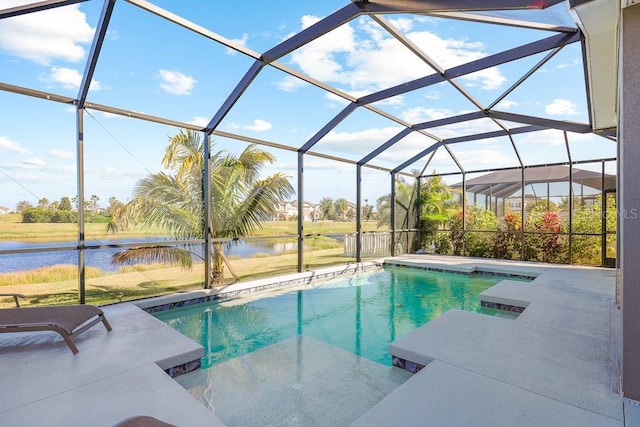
392,356,426,374
480,301,526,313
383,261,538,281
165,359,202,378
142,263,382,314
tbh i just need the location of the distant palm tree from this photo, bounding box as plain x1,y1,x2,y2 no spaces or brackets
318,197,335,220
376,177,417,229
334,198,349,221
15,200,33,213
108,129,293,287
90,194,99,212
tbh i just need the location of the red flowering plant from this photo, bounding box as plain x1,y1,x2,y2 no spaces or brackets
534,211,566,263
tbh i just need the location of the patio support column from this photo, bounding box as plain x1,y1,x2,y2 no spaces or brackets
416,175,421,252
565,132,573,264
462,172,466,255
620,3,640,401
601,160,606,267
203,133,211,287
391,172,396,256
297,152,304,272
520,168,525,260
76,108,86,304
356,164,362,262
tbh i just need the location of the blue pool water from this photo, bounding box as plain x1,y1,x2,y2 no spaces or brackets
154,266,527,368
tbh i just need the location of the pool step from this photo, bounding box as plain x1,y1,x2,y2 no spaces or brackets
387,309,622,421
352,359,621,427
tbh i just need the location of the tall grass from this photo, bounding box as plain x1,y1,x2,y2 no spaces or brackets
0,264,104,286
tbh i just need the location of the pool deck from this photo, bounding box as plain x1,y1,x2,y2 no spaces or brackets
1,255,638,426
355,255,634,426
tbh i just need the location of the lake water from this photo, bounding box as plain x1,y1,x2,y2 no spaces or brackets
0,238,303,273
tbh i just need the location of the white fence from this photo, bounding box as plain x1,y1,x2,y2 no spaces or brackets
344,232,392,257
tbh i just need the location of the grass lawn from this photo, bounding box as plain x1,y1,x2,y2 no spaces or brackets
0,248,363,308
0,214,387,242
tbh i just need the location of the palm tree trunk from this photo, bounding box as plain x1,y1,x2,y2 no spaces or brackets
211,243,225,286
209,243,239,286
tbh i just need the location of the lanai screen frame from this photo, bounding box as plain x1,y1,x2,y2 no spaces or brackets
0,0,616,303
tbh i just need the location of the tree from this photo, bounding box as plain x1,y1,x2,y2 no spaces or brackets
107,197,122,215
15,200,33,213
38,198,49,210
363,199,373,221
376,177,418,229
420,174,458,225
90,194,100,211
109,129,294,287
59,197,72,211
318,197,335,220
419,174,459,249
334,198,349,221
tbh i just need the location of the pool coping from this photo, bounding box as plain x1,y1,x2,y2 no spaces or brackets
135,257,541,315
134,260,385,314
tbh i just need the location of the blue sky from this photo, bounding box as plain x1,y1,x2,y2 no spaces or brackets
0,0,617,211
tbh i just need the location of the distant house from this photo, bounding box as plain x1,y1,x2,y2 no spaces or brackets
273,200,320,222
0,206,10,215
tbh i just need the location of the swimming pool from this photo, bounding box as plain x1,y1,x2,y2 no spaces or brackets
153,265,526,369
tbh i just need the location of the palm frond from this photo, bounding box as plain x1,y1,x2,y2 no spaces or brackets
111,245,194,269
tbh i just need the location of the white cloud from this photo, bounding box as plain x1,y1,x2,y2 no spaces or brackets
23,158,45,167
188,117,210,127
281,15,505,95
158,69,197,95
0,2,94,65
389,17,414,32
424,91,440,100
246,119,272,132
443,148,514,168
318,126,404,159
225,119,272,132
0,136,28,153
49,149,73,159
42,67,101,91
496,100,518,110
400,107,452,123
518,129,565,145
545,99,579,116
226,33,248,55
276,75,306,92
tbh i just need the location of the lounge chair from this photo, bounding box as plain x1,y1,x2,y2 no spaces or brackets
0,293,112,354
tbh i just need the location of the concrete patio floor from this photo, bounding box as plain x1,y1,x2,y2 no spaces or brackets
0,255,638,426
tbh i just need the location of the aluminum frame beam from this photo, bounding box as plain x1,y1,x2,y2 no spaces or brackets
360,31,580,105
0,0,88,19
263,3,363,62
205,60,265,132
358,0,566,14
488,111,593,133
77,0,115,108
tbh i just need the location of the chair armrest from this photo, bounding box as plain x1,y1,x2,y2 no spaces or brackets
0,293,26,308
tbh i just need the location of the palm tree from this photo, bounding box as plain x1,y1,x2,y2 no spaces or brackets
38,197,49,210
90,194,99,212
15,200,33,213
420,174,458,225
376,177,418,229
318,197,335,220
108,129,293,287
334,198,349,221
